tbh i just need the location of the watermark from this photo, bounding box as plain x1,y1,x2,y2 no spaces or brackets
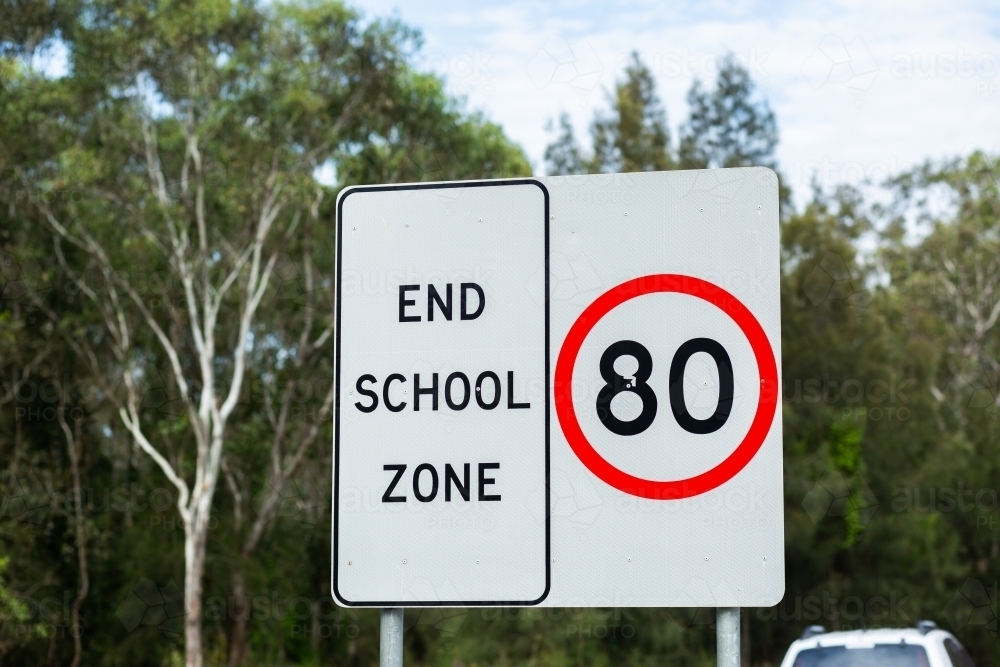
785,371,912,423
802,470,878,530
0,249,50,305
11,242,284,307
340,265,497,297
340,477,776,519
262,252,310,307
0,468,53,525
204,592,353,627
618,48,769,85
801,252,872,320
149,513,216,531
11,405,88,423
526,35,603,100
801,35,879,106
289,618,360,641
1,589,79,642
116,578,185,638
565,620,635,639
479,606,637,638
788,155,902,189
201,592,363,642
758,590,911,625
839,407,910,422
940,359,1000,420
890,50,998,81
2,470,222,536
976,80,999,96
785,373,912,406
2,363,333,421
2,153,324,216
424,50,495,96
251,478,326,534
139,366,186,419
409,608,468,649
892,485,998,518
944,578,997,636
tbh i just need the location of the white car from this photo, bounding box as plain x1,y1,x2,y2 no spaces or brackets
780,621,976,667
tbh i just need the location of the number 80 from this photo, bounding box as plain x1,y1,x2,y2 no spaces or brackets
596,339,735,436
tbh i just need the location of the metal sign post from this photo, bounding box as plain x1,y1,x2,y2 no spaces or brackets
717,607,740,667
380,608,403,667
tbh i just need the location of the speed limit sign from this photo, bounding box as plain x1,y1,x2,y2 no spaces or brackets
534,168,783,608
333,168,783,608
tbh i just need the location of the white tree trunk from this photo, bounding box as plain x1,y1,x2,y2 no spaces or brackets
184,519,208,667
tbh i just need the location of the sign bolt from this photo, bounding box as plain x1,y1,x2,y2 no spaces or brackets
348,561,352,566
705,557,709,561
402,559,407,564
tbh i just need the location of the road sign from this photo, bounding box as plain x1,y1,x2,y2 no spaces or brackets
334,181,551,606
333,168,784,608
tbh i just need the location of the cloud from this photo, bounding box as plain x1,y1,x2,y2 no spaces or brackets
362,0,999,207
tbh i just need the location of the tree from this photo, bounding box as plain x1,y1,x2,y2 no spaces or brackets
0,556,50,658
6,0,1000,662
542,114,588,176
591,52,673,173
1,1,529,665
546,51,781,179
544,52,671,175
876,155,1000,662
678,53,778,170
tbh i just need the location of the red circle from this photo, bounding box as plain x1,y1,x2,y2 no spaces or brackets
554,274,779,500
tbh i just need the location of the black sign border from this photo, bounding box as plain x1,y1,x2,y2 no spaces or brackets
332,179,551,607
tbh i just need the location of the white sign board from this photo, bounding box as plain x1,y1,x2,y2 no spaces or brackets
333,168,783,608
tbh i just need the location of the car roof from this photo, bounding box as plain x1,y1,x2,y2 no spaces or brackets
789,627,955,650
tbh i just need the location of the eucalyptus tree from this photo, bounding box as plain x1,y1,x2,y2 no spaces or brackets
544,52,671,175
2,1,528,665
544,51,777,178
678,53,778,171
878,156,1000,658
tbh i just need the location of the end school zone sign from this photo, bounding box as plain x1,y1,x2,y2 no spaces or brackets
332,169,785,608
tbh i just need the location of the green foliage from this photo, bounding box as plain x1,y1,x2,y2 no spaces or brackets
828,422,862,475
3,2,1000,665
543,114,588,176
1,0,528,665
0,556,50,656
678,53,777,170
590,52,673,173
544,51,673,175
545,51,777,181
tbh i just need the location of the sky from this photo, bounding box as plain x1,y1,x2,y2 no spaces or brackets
359,0,1000,208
